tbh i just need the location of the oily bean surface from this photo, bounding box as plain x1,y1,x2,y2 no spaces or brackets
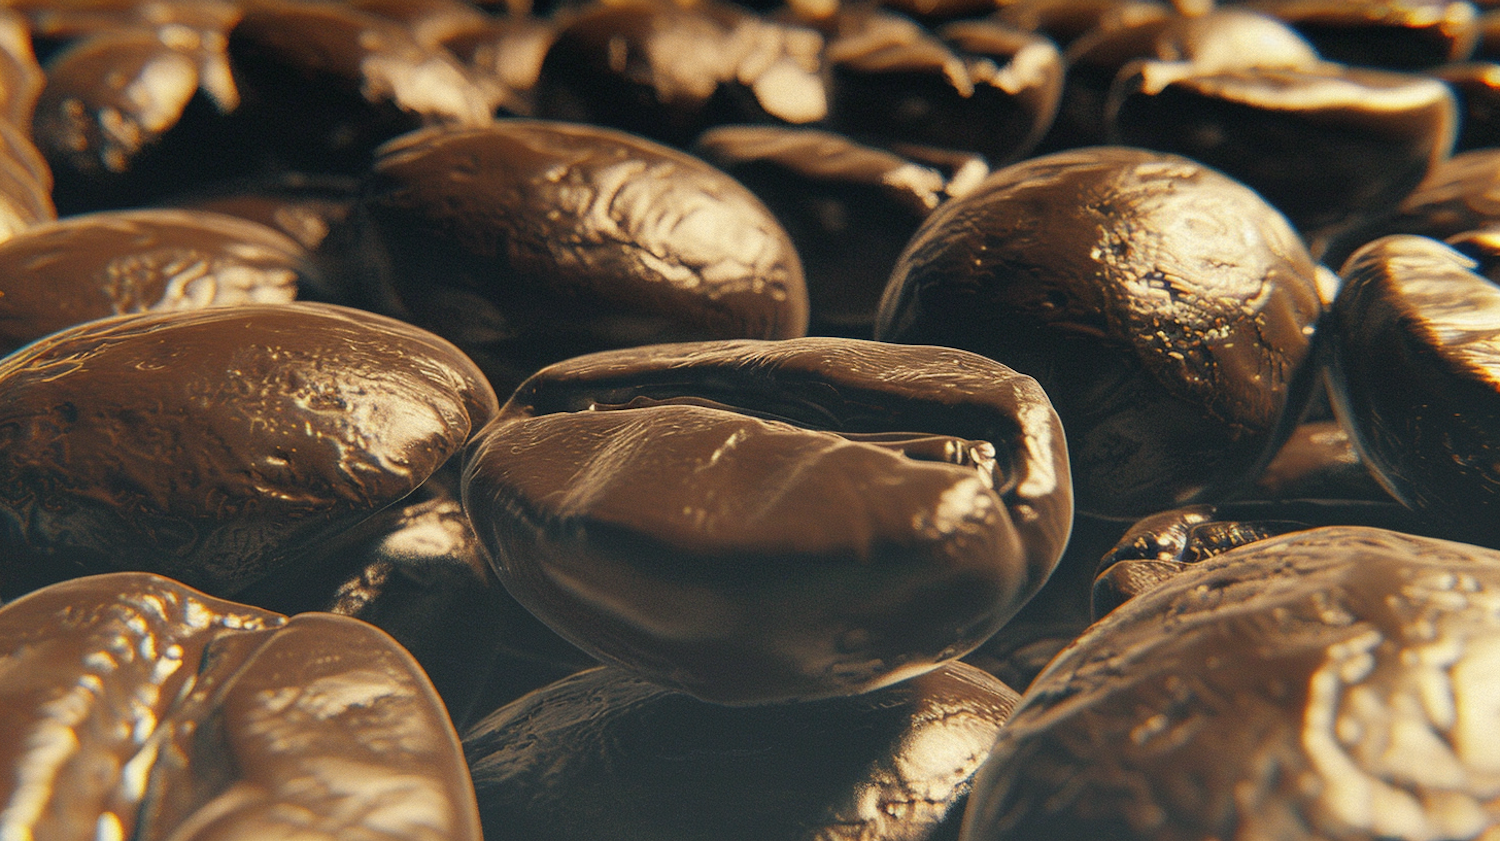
0,301,499,598
963,525,1500,841
0,571,482,841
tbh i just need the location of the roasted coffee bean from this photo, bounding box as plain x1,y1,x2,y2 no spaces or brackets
0,208,313,355
876,147,1324,518
358,119,809,393
1145,6,1323,70
1325,233,1500,548
464,662,1019,841
32,23,238,211
825,10,1063,167
1247,0,1481,71
963,526,1500,841
692,124,983,337
1111,63,1459,234
1088,497,1463,617
1088,505,1309,617
11,0,240,55
463,337,1071,704
224,0,497,177
0,571,483,841
0,302,499,598
533,0,827,147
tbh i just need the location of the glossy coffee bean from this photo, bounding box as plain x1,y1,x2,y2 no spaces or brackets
994,0,1171,51
358,119,809,392
825,10,1063,167
876,147,1324,518
463,337,1072,704
1087,497,1461,618
0,302,499,598
0,571,482,841
1247,0,1481,71
963,526,1500,841
1088,504,1307,617
224,0,497,177
464,662,1019,841
1111,63,1459,233
32,24,238,211
0,208,312,356
532,0,827,147
1326,233,1500,548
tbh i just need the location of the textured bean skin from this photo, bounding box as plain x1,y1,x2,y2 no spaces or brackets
0,302,499,598
464,662,1019,841
1326,234,1500,549
876,147,1323,518
0,208,311,355
0,572,483,841
464,337,1070,704
962,526,1500,841
360,119,809,391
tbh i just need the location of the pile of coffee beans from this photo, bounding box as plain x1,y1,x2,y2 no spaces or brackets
3,0,1500,839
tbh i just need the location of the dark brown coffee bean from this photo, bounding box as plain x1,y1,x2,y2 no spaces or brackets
0,571,483,841
1110,63,1458,233
0,302,499,598
1247,0,1481,71
463,337,1071,704
994,0,1171,51
825,10,1063,167
1250,418,1391,501
464,662,1019,841
32,24,240,212
224,0,497,177
876,147,1324,518
533,0,827,148
0,208,313,355
964,525,1500,840
1326,233,1500,548
358,119,809,393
